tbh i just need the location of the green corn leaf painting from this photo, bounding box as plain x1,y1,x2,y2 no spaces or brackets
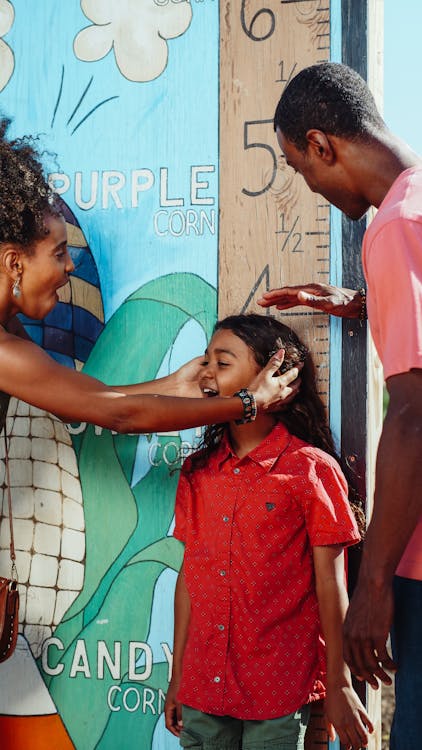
42,273,216,749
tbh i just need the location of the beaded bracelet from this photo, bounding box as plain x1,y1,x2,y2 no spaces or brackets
358,287,367,325
234,389,257,424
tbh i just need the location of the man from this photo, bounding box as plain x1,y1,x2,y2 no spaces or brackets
258,62,422,750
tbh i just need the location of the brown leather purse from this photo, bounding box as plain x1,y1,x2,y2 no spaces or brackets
0,428,19,662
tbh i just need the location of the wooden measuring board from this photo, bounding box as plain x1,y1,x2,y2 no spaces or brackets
219,0,332,404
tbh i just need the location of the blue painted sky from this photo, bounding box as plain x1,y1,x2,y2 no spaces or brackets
384,1,422,153
1,1,219,320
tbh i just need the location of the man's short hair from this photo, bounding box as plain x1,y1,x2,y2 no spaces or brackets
274,62,385,150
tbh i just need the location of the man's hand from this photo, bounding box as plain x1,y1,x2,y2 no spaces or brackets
249,349,302,412
258,283,362,318
343,571,397,689
164,680,183,737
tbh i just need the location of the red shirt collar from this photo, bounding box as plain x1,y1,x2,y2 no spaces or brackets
213,421,294,471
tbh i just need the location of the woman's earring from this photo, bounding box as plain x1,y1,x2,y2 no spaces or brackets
12,276,21,299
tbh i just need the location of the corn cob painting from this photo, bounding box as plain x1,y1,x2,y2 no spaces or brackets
0,204,105,748
0,202,104,658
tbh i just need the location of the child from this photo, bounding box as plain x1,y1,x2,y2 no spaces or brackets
165,314,373,750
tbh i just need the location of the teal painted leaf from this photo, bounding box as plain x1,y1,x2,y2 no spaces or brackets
95,682,163,750
50,274,216,748
57,426,138,624
97,663,171,750
130,436,182,549
83,273,216,387
128,272,216,337
49,560,165,750
127,537,184,571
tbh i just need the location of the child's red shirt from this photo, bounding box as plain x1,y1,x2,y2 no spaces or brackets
173,422,360,719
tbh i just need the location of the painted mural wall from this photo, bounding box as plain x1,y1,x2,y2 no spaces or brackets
0,2,343,749
0,1,216,748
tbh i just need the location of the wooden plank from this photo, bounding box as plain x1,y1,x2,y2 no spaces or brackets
219,0,332,404
219,3,334,749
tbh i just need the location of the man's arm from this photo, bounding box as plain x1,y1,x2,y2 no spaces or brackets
164,563,190,737
258,283,362,318
344,369,422,687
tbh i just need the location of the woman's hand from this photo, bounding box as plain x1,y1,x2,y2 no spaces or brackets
249,349,302,411
170,356,204,398
164,679,183,737
324,683,374,749
258,283,362,319
173,351,302,410
114,357,205,398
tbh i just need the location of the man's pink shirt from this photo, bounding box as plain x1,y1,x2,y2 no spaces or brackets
362,166,422,580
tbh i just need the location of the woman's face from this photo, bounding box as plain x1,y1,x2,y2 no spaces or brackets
18,214,74,319
199,328,261,398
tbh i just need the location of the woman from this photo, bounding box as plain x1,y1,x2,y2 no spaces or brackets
0,118,299,431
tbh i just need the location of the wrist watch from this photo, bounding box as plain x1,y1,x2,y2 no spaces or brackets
234,389,257,424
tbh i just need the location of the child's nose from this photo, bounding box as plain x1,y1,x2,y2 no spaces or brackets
65,250,75,274
201,361,215,378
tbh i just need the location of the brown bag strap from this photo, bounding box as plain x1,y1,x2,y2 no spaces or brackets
3,429,17,581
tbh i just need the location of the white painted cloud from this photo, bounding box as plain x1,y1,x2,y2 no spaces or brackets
0,0,14,92
74,0,192,83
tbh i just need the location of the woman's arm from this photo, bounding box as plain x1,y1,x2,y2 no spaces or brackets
165,563,190,737
0,333,298,433
313,545,374,750
115,357,204,398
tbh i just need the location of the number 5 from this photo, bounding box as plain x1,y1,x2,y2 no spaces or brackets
242,120,277,197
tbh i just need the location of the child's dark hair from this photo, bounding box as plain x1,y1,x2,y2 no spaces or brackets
190,313,365,535
0,117,61,249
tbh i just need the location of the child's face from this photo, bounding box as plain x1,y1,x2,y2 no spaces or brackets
199,329,261,398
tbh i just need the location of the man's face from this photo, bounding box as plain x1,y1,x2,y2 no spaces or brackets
276,127,370,220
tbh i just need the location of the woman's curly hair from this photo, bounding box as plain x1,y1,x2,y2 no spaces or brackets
0,117,61,249
189,313,366,536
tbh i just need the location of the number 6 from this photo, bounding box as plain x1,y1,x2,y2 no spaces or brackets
240,1,276,42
